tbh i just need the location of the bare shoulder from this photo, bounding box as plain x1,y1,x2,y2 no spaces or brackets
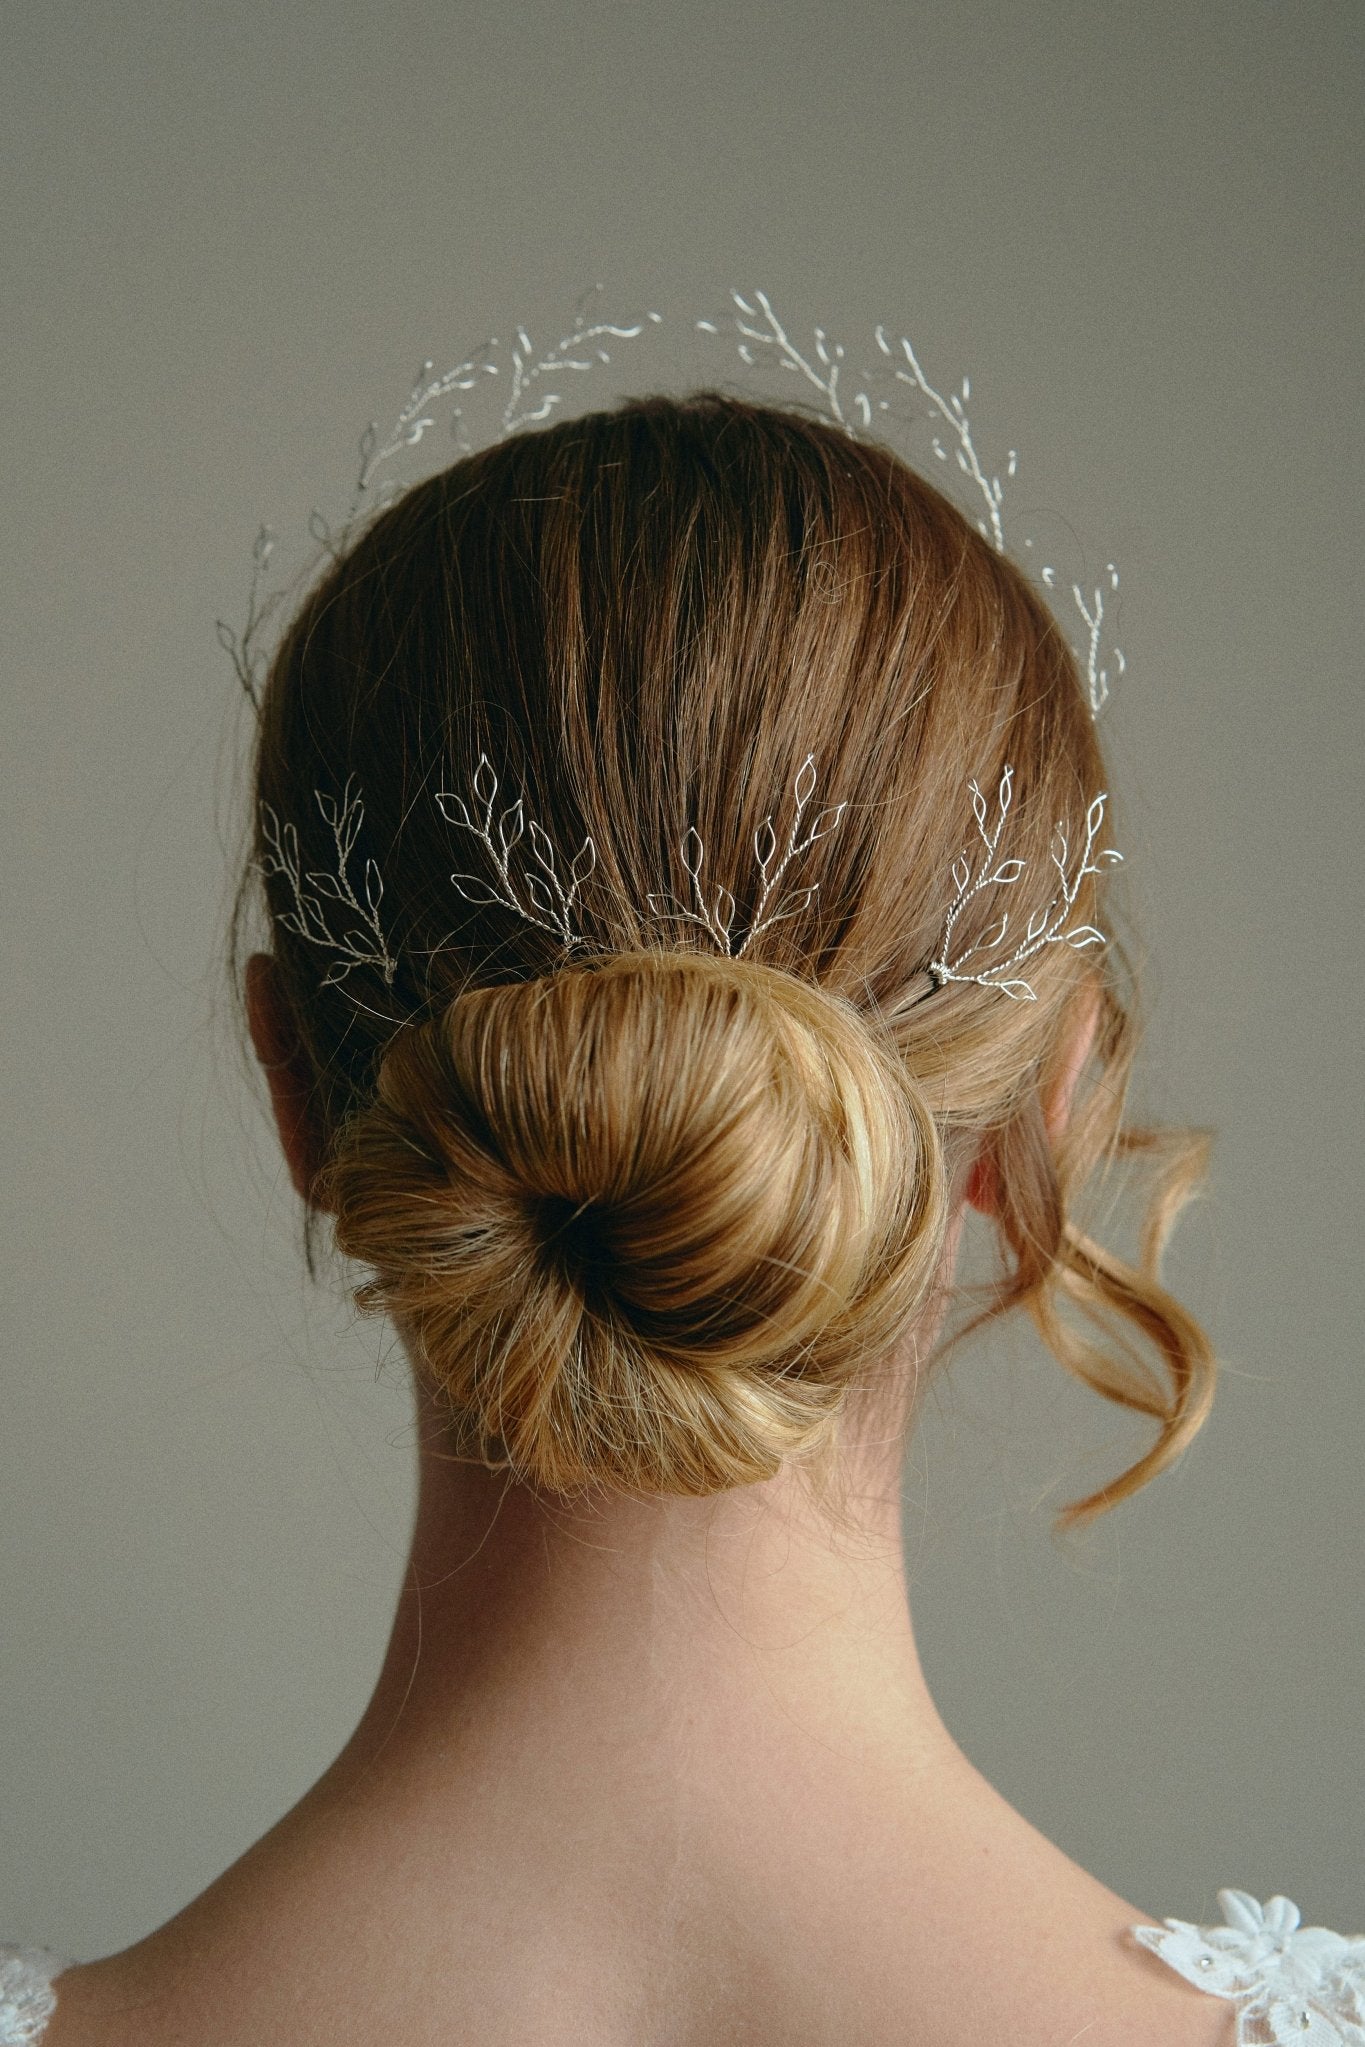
37,1924,1236,2038
34,1883,1237,2047
29,1758,1263,2047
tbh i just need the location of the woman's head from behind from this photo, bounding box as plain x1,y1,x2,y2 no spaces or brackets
237,393,1210,1529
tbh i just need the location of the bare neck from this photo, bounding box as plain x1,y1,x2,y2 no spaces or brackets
57,1361,1206,2047
338,1372,961,1809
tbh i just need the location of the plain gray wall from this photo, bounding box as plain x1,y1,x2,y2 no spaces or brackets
2,0,1361,1961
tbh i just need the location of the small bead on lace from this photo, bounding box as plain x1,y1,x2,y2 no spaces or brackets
1131,1889,1365,2045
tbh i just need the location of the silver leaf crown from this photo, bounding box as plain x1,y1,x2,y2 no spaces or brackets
218,287,1124,719
254,757,1118,1008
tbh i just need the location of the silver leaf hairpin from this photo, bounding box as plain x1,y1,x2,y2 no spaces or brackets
259,759,1120,1010
264,752,850,992
698,289,1123,714
929,766,1122,1001
437,753,598,950
256,777,398,987
435,749,846,961
645,754,848,958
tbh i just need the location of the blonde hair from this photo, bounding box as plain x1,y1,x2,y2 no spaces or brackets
234,392,1213,1528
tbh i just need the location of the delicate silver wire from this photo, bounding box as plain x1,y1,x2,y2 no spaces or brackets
219,287,1124,717
255,759,1118,1008
230,289,1125,1004
928,766,1122,1001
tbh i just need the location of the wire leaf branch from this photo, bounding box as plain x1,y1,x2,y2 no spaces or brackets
697,289,867,434
218,293,663,721
356,342,500,500
930,766,1122,1000
646,752,848,957
255,776,398,987
215,526,279,713
438,753,598,950
875,327,1005,551
699,289,1123,717
502,291,664,436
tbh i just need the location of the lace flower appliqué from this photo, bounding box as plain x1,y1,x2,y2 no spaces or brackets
1132,1890,1365,2045
0,1946,63,2046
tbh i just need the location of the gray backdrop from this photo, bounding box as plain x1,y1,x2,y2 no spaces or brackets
2,0,1361,1960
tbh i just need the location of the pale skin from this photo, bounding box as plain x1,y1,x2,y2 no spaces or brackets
44,960,1226,2047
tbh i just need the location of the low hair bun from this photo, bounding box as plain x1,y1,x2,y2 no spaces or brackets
320,948,948,1498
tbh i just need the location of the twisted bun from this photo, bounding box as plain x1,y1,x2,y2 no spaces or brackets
320,949,947,1497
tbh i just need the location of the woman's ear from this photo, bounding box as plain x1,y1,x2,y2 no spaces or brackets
964,980,1102,1219
246,953,329,1207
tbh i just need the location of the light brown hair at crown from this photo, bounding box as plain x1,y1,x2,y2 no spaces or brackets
232,391,1213,1529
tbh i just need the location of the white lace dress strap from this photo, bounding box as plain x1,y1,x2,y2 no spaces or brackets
0,1949,65,2046
1130,1891,1365,2044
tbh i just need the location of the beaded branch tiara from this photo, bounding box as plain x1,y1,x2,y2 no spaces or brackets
229,289,1123,1008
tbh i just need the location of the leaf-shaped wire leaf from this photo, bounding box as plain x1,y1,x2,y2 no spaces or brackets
527,820,561,875
305,871,350,903
763,884,817,922
995,978,1038,1001
436,792,474,830
450,874,510,908
498,800,525,853
805,803,847,844
681,826,706,878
